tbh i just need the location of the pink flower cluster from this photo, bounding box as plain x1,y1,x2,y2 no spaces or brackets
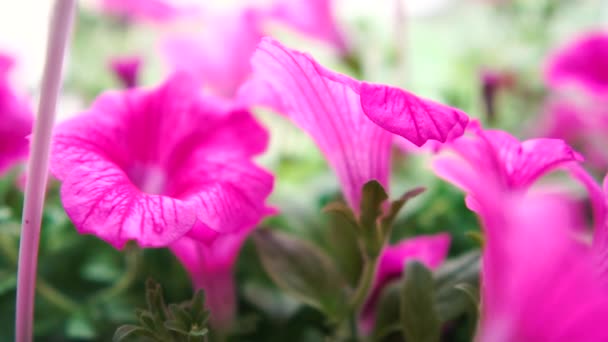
7,3,608,338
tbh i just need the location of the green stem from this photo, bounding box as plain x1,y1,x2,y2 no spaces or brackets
36,278,80,313
349,257,377,313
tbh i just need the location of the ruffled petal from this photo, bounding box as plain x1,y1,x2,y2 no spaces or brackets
57,162,197,249
51,75,273,247
359,82,469,147
242,37,392,210
479,129,583,188
433,123,584,200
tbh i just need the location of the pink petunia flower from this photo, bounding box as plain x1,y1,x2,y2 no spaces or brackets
360,233,451,333
108,55,142,89
433,121,583,211
50,75,274,249
544,31,608,97
170,225,257,330
0,53,33,176
475,188,608,342
161,8,264,98
240,37,468,210
268,0,348,54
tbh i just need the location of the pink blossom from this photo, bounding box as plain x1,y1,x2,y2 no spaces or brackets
544,31,608,96
475,189,608,342
50,75,274,249
360,233,451,333
240,38,468,210
268,0,348,54
108,55,142,88
161,8,264,98
170,224,257,330
0,53,33,175
433,121,583,211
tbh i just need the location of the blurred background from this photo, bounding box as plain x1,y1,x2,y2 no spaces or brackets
1,0,607,340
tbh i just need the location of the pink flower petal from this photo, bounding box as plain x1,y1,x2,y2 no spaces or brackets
360,233,451,333
240,37,392,210
545,31,608,96
433,122,583,201
51,75,273,248
479,128,584,188
170,224,257,329
359,82,469,147
476,191,608,342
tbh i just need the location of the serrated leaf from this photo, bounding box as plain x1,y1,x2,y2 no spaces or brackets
381,187,426,233
112,325,154,342
253,229,348,320
359,180,389,231
400,261,441,342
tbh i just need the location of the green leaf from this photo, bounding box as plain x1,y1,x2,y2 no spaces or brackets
372,282,402,341
380,187,426,233
324,202,363,287
253,229,348,320
169,303,192,326
190,290,206,322
454,283,480,309
145,279,168,322
434,251,480,322
164,320,189,335
112,325,155,342
137,311,157,331
323,202,360,230
359,181,389,258
359,180,388,231
400,261,441,342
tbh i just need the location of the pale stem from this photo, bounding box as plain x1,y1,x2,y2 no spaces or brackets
15,1,76,341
